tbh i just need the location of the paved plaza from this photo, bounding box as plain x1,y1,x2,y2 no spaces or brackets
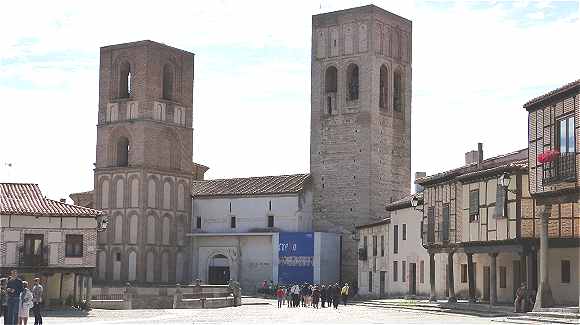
38,298,512,324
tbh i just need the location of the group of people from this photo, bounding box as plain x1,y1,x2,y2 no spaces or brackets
0,270,43,325
273,282,350,309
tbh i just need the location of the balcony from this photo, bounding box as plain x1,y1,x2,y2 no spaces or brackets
542,152,577,186
18,251,48,268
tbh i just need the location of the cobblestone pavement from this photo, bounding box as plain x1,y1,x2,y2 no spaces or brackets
39,299,506,324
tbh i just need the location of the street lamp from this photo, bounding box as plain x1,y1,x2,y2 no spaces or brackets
499,173,517,194
410,196,423,212
97,215,109,232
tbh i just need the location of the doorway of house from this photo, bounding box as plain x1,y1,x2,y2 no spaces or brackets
380,271,386,297
208,254,230,285
409,263,417,295
483,266,490,302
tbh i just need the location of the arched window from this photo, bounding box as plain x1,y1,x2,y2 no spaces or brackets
379,65,388,109
130,178,139,207
147,215,156,244
394,69,403,112
161,251,169,283
101,179,110,209
148,179,156,208
116,137,130,167
128,251,137,281
115,215,123,243
175,252,184,283
119,62,131,98
347,64,359,101
325,66,337,115
146,251,155,282
115,178,124,208
162,64,173,100
162,216,170,245
163,181,171,210
177,183,185,211
129,215,138,244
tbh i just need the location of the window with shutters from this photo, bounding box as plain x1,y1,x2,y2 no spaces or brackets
469,189,480,222
494,181,507,219
196,216,202,229
230,216,236,229
363,236,368,258
402,224,407,240
368,271,373,292
267,215,274,228
393,261,398,281
420,260,424,283
441,204,450,241
402,261,406,282
372,235,377,256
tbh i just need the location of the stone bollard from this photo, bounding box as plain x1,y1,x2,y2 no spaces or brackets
173,284,182,309
228,280,242,307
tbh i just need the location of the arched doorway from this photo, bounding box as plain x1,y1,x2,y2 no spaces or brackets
208,254,230,285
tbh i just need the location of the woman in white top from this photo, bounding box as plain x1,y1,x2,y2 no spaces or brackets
18,281,33,325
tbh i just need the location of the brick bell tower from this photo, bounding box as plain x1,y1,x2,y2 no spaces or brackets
94,41,194,284
310,6,412,285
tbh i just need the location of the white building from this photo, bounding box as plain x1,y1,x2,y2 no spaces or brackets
0,183,105,305
357,193,446,298
189,174,340,292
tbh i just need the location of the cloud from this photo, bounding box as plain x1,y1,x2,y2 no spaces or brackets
0,0,578,200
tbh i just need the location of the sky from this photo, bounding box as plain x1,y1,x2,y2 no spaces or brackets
0,0,578,202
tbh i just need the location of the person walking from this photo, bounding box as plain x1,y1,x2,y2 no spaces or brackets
320,285,327,308
341,283,350,306
261,280,268,298
312,286,320,309
6,270,24,325
1,278,8,325
291,284,300,308
31,279,43,325
332,284,340,309
276,286,285,308
285,286,292,308
18,281,33,325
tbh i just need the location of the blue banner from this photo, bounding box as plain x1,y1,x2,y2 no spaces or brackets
278,232,314,285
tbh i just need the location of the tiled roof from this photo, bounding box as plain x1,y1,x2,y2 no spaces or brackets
416,149,528,185
524,79,580,109
192,174,310,197
0,183,104,217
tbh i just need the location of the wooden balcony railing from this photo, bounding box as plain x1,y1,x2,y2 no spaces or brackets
543,152,577,186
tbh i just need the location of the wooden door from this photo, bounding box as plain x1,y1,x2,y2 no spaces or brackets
409,263,417,295
379,271,386,297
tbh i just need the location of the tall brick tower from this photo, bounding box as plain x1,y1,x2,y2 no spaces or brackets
94,41,194,284
310,5,412,284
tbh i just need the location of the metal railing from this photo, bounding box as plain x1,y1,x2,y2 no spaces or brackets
543,152,577,186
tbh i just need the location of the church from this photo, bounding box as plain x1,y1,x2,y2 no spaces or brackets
70,4,412,292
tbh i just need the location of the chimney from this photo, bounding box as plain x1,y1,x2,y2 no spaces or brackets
465,143,484,166
60,198,67,204
415,172,427,193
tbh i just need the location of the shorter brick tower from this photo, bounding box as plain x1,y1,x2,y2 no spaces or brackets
94,40,194,284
